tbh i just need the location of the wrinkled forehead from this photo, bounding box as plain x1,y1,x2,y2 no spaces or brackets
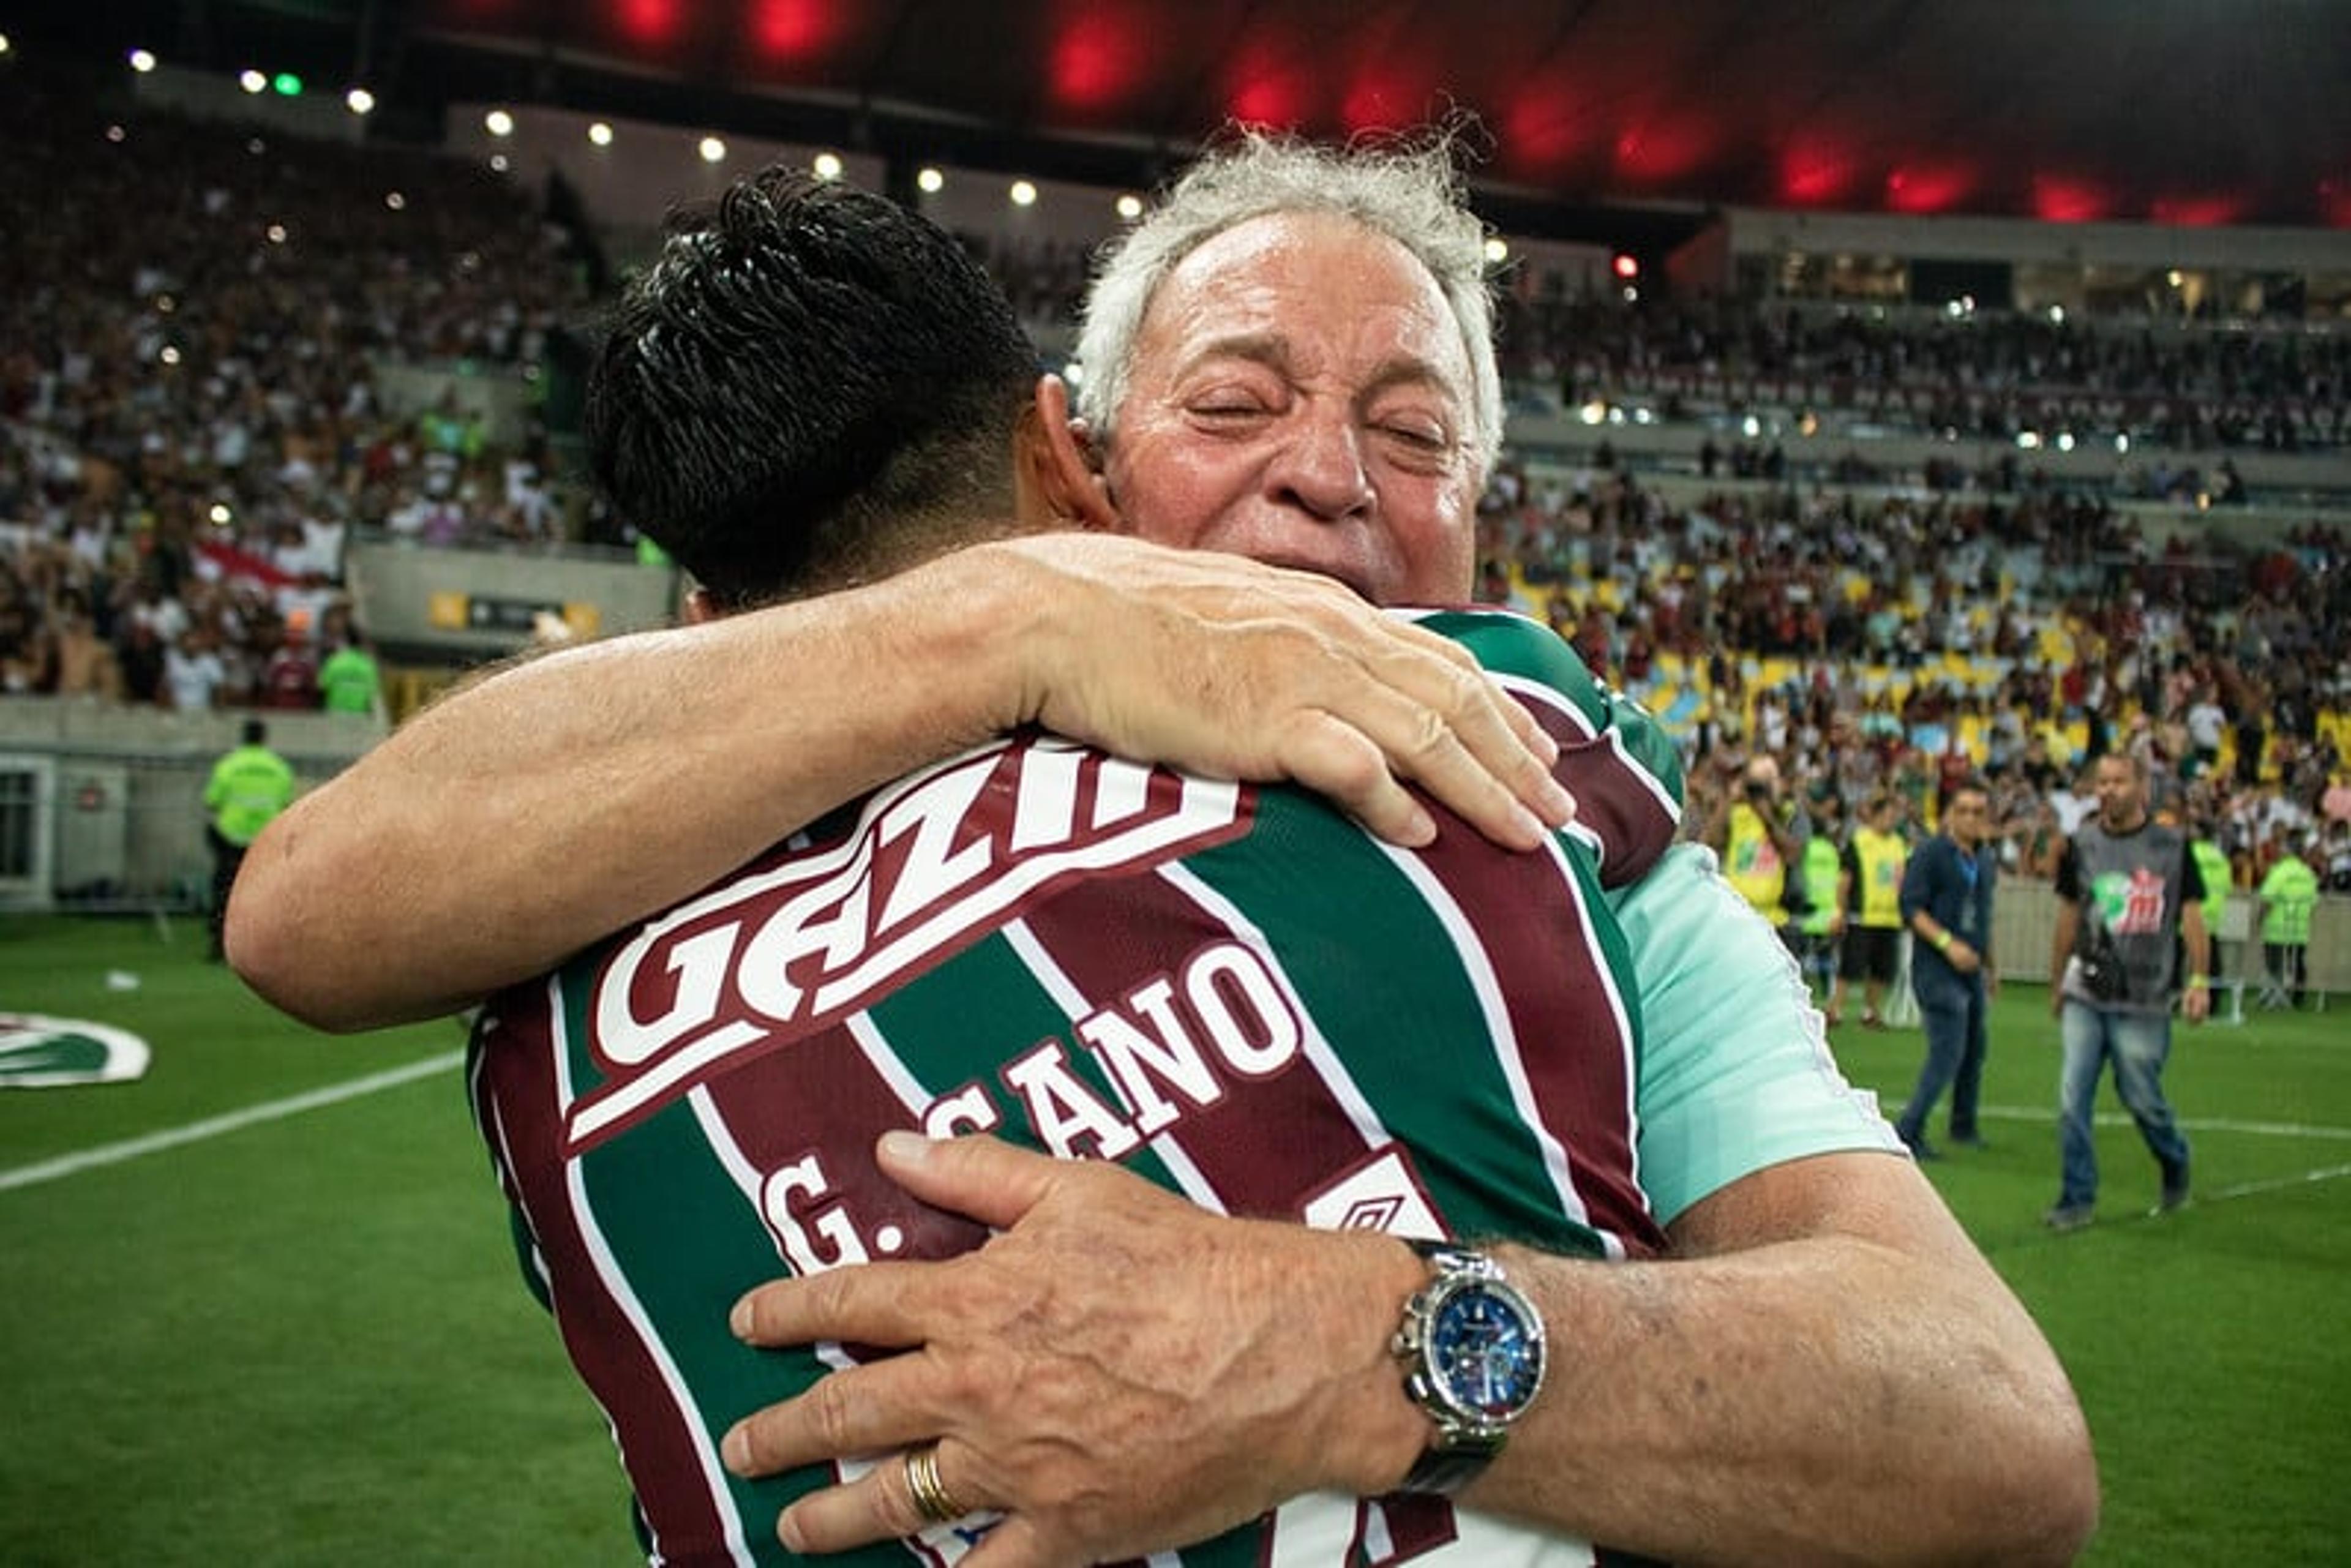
1137,211,1474,400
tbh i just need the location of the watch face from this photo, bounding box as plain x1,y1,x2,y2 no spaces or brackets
1428,1281,1544,1421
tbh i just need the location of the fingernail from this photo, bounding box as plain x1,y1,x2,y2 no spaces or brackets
777,1507,806,1551
722,1424,752,1474
1534,728,1561,763
1403,803,1438,847
878,1128,930,1167
730,1296,755,1340
1512,803,1548,845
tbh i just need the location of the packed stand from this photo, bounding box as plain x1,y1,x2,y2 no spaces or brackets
0,64,589,708
1470,458,2350,899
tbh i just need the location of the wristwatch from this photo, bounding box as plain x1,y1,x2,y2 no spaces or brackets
1390,1239,1548,1495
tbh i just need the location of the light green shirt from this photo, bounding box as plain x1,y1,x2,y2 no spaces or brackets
2259,857,2320,945
204,745,296,847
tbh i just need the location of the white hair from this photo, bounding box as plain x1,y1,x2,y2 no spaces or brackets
1073,129,1503,480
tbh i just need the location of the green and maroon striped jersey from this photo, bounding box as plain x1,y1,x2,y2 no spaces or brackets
468,610,1788,1567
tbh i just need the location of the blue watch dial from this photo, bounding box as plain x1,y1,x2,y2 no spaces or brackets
1430,1285,1543,1417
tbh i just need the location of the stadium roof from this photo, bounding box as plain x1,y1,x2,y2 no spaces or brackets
30,1,2351,233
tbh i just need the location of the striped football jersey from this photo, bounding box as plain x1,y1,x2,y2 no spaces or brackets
468,610,1816,1566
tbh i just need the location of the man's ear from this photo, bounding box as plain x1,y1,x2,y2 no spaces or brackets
1021,373,1118,532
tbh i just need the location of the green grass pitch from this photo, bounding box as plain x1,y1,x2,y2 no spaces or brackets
4,915,2346,1564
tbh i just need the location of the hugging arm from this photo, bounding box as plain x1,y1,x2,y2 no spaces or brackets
724,852,2097,1566
228,535,1570,1031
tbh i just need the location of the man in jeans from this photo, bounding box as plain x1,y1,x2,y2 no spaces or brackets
1895,779,1997,1158
2045,751,2210,1230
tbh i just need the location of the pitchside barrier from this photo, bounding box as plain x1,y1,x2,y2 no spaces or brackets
1988,877,2345,1013
0,700,386,919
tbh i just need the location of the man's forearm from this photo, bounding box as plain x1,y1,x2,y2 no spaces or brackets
229,561,1024,1030
1440,1167,2096,1564
230,534,1575,1032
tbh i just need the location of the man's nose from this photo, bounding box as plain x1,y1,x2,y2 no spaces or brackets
1269,411,1373,520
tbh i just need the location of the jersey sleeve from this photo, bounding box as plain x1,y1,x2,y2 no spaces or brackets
1404,607,1685,890
1611,843,1905,1226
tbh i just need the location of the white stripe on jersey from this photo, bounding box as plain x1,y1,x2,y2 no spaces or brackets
1371,838,1629,1259
1153,861,1403,1161
552,973,760,1568
999,916,1230,1214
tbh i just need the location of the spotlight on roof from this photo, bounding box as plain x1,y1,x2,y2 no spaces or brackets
917,167,945,194
240,69,268,94
345,87,375,115
1483,237,1509,264
1009,179,1038,208
588,122,614,148
1116,193,1143,220
699,135,727,163
129,48,157,73
484,109,514,137
812,152,843,181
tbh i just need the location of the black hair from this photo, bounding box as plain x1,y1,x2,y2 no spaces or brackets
586,168,1040,604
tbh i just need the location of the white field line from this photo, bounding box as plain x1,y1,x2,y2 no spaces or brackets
0,1050,464,1193
6,1077,2348,1198
1972,1104,2351,1141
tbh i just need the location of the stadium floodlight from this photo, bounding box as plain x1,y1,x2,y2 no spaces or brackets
240,69,267,94
485,109,514,137
588,122,614,147
812,152,842,181
346,88,375,115
1009,179,1038,207
129,48,157,73
917,167,945,194
699,136,727,163
1115,193,1142,220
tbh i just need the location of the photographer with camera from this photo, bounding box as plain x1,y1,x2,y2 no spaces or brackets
2044,752,2209,1231
1705,754,1809,952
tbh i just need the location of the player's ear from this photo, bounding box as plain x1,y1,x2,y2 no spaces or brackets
1024,373,1117,532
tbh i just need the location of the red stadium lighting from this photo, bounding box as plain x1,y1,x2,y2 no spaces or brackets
2032,174,2112,224
615,0,681,48
2150,194,2245,228
1611,252,1640,281
1885,163,1976,215
1502,89,1586,174
1050,9,1144,111
750,0,834,61
1780,142,1856,207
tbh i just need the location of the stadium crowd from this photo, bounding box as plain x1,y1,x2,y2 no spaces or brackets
3,81,2346,905
0,70,588,707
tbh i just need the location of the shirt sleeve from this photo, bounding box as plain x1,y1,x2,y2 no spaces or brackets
1614,844,1903,1228
1897,838,1935,923
2053,841,2083,902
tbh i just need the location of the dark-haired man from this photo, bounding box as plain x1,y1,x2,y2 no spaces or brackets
1895,781,1998,1157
